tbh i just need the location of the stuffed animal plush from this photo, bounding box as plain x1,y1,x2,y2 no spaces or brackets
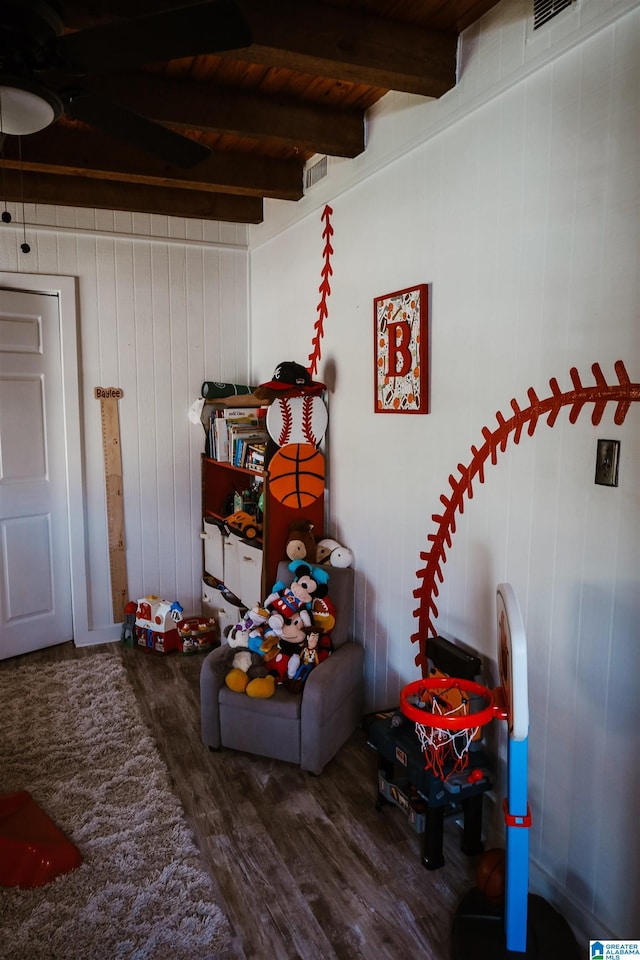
287,626,323,693
285,519,317,562
259,631,281,662
264,560,329,636
315,538,354,568
229,558,328,648
227,606,268,652
265,609,311,683
309,595,335,664
311,594,336,639
214,627,274,698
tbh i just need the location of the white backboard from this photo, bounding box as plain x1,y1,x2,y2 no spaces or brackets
496,583,529,741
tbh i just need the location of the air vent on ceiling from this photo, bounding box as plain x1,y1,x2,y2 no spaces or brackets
533,0,574,29
305,156,328,190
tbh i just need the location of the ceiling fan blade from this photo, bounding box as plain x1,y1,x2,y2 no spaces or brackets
64,92,211,168
55,1,251,76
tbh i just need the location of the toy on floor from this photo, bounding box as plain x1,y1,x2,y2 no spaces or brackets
368,635,491,871
400,583,579,959
134,595,183,653
0,790,82,888
176,616,219,654
120,600,137,647
476,847,506,906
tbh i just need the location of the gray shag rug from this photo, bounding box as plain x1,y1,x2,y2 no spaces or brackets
0,653,233,959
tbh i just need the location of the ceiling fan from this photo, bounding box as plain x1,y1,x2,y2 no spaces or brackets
0,0,252,167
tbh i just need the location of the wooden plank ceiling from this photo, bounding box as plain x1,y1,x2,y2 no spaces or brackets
0,1,501,225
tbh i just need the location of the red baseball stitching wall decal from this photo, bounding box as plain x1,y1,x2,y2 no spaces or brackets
301,396,317,445
411,360,640,674
278,399,293,446
308,204,333,377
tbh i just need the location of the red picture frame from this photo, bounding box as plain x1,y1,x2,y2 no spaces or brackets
374,284,429,414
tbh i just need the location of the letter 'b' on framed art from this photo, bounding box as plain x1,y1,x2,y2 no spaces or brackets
374,283,429,414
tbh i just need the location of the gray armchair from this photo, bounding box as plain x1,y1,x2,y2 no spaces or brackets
200,562,362,775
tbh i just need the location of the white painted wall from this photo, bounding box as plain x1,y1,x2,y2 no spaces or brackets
0,210,249,642
0,0,636,942
249,0,640,943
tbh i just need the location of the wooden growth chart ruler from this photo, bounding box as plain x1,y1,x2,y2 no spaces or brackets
95,387,128,622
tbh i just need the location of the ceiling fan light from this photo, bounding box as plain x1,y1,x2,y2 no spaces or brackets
0,78,62,135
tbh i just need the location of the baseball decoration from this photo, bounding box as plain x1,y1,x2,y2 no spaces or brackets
266,395,328,448
308,204,333,378
411,359,640,675
268,443,325,508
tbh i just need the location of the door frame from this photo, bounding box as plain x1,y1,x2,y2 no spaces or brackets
0,271,90,644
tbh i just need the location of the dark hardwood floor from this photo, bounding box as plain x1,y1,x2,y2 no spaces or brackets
1,641,480,959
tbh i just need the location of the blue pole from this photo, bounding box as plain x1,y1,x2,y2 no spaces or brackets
505,734,530,953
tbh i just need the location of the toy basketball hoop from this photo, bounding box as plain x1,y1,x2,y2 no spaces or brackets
400,676,502,781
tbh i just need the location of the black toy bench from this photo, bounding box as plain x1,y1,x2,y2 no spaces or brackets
367,709,492,869
365,635,495,870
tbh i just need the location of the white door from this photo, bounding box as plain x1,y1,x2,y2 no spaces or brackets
0,288,73,659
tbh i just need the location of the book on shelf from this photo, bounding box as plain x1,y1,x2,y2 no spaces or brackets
207,406,267,463
227,425,268,468
235,436,267,469
244,442,266,472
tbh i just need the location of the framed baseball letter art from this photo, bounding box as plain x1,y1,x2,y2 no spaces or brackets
374,284,429,414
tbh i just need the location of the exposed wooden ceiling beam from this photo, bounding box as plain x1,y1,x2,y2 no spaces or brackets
0,170,263,224
14,1,500,226
85,72,365,159
2,129,304,201
60,0,457,99
229,0,458,98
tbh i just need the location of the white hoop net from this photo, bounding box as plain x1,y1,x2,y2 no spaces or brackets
413,694,480,781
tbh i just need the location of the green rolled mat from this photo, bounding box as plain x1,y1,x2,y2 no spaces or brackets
201,382,256,399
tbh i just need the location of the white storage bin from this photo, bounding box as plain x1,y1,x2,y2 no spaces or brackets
223,532,263,608
201,518,226,581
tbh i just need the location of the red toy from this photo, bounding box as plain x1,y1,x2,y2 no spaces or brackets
134,595,183,653
176,616,219,654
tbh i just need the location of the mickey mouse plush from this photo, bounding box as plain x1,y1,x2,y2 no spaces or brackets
263,609,311,683
263,560,329,637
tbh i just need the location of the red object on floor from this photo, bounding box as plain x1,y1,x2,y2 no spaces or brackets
0,790,83,888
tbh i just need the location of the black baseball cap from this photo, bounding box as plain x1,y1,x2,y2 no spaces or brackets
259,361,325,393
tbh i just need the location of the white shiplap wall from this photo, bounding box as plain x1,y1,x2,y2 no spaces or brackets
0,0,636,944
249,0,640,944
0,208,249,641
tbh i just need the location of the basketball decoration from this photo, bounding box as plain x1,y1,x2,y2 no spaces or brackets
476,847,506,905
268,443,325,508
266,395,328,448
